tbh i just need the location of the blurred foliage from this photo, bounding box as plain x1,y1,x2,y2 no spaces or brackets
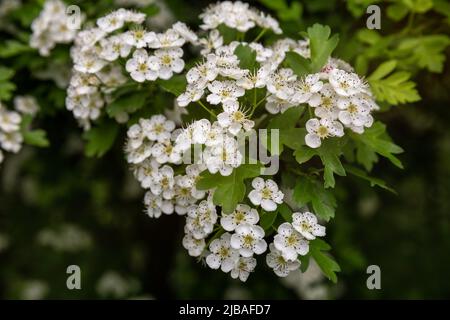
1,0,450,299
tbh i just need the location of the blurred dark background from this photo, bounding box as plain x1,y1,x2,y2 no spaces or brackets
0,0,449,299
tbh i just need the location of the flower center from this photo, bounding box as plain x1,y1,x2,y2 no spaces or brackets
234,211,245,223
261,187,272,199
317,126,329,138
232,111,245,122
138,63,148,72
162,55,172,65
348,103,358,114
243,234,254,246
286,234,298,246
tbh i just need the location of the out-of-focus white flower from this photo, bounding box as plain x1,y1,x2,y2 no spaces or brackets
230,223,267,257
266,243,300,277
221,204,259,232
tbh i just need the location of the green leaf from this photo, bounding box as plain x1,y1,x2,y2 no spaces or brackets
23,130,49,147
309,239,340,283
267,106,305,154
368,60,397,81
260,210,278,231
83,122,119,157
402,0,433,13
355,141,378,171
344,164,396,193
351,122,404,169
106,92,147,117
368,62,420,105
294,138,346,188
139,4,160,16
196,164,263,213
0,67,16,101
285,51,311,77
0,67,15,81
158,75,187,96
0,40,33,58
387,3,409,21
396,35,450,73
234,44,257,70
278,203,293,222
293,176,337,221
307,24,339,72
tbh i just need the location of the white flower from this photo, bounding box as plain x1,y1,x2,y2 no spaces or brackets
152,140,181,164
230,256,256,282
133,158,160,189
206,233,239,272
13,96,39,115
123,28,154,48
182,232,205,257
73,51,107,74
309,84,340,120
292,212,326,240
144,191,174,218
125,140,153,164
172,22,198,43
173,175,203,214
248,177,284,212
177,84,204,107
265,95,295,114
230,223,267,257
149,165,175,199
329,69,365,96
186,62,218,88
305,118,344,149
221,204,259,232
266,243,300,277
0,131,23,153
217,102,254,135
100,35,132,61
273,222,309,260
126,49,157,82
185,199,218,239
0,108,21,132
291,74,323,104
199,30,223,55
148,29,185,49
148,48,185,80
249,43,273,63
203,135,242,176
337,95,373,129
206,80,245,105
266,68,296,100
143,115,175,143
97,11,125,33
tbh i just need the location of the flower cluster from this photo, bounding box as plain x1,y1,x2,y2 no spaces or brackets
65,8,196,129
59,1,384,282
30,0,79,56
0,96,40,165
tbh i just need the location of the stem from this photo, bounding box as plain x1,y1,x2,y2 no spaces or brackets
197,100,217,118
253,28,267,43
250,94,269,117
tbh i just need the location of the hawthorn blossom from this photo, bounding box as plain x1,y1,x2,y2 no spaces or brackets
149,48,185,80
123,28,153,48
149,165,175,199
230,223,267,257
198,30,223,55
202,135,242,176
206,80,245,106
144,191,174,218
221,204,259,232
292,212,326,240
182,232,205,257
248,178,284,212
329,69,365,96
14,96,39,115
148,29,185,49
273,222,309,260
305,118,344,149
185,199,218,239
142,115,175,143
230,256,257,282
266,243,300,277
291,74,323,104
126,49,157,82
217,102,254,135
206,233,239,272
